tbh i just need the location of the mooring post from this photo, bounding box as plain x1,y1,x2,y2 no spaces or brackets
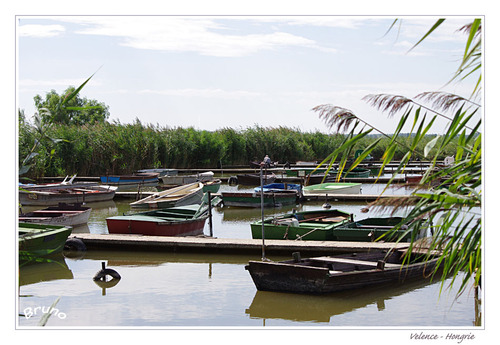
207,191,213,237
260,165,266,261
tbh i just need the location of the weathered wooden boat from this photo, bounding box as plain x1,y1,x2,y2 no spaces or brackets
285,168,328,177
100,172,159,186
203,179,222,193
250,209,353,240
245,249,442,294
303,182,362,196
250,161,277,168
136,168,179,177
333,217,431,242
221,190,298,208
236,173,276,186
19,203,91,226
254,183,302,193
336,168,371,178
304,173,335,185
19,185,117,206
160,171,214,186
106,197,221,236
130,182,204,209
19,223,73,258
406,175,423,184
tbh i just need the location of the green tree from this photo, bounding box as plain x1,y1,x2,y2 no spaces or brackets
19,73,99,176
313,19,482,295
34,86,109,125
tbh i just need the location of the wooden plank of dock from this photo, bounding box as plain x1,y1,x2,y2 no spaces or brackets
69,233,409,256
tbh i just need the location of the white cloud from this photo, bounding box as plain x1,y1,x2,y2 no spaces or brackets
18,24,65,38
36,16,323,57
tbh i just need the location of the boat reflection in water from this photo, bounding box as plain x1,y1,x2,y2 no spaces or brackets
245,278,444,324
19,257,73,287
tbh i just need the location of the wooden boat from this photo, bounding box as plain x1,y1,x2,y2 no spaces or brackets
304,173,335,185
19,203,91,226
203,179,222,193
136,168,179,177
19,223,73,258
406,175,423,184
221,190,298,208
250,161,277,168
303,182,362,196
336,168,371,178
333,217,431,242
160,171,214,186
285,168,328,177
245,249,442,294
130,182,204,208
19,185,116,206
250,209,353,240
236,173,276,186
100,172,159,186
254,183,302,193
106,197,221,236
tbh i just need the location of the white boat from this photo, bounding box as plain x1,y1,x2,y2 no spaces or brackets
19,203,92,226
160,171,214,186
19,185,117,206
136,168,179,177
130,182,204,209
303,182,362,196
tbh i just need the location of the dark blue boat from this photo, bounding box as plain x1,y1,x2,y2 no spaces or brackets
254,183,302,193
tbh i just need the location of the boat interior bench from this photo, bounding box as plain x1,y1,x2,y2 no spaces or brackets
309,256,400,269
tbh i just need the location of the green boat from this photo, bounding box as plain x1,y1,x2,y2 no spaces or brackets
19,223,73,258
203,179,222,193
222,191,298,208
335,217,431,242
250,209,353,241
303,182,362,196
338,168,371,178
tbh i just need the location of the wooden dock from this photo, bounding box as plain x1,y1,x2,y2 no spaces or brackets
115,191,400,202
69,233,409,256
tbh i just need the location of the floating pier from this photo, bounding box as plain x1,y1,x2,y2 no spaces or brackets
69,233,409,256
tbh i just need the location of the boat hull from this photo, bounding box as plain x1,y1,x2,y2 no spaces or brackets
203,179,222,193
254,183,302,193
19,204,91,226
106,216,207,236
222,191,297,208
100,173,159,186
130,182,204,208
334,217,431,242
160,172,214,186
303,183,362,195
19,223,73,257
250,209,352,240
245,251,441,294
236,173,276,186
19,186,116,206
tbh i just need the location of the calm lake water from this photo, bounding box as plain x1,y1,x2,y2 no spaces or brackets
17,183,482,328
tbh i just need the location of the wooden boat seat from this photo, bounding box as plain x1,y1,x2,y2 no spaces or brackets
310,256,400,268
354,225,394,229
319,216,348,222
32,210,80,214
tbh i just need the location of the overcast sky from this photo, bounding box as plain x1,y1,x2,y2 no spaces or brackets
16,15,480,133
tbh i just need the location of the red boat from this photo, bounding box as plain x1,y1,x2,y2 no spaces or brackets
106,204,209,236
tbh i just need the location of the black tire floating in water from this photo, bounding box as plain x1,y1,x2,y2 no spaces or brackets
64,238,87,251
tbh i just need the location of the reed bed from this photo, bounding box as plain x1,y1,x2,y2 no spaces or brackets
18,119,458,179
